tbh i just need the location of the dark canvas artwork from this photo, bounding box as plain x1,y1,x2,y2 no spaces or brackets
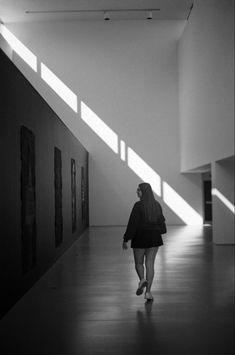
54,147,63,247
81,166,86,222
20,126,36,273
71,158,77,233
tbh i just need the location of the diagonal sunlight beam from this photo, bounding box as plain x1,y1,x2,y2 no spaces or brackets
120,140,126,161
41,63,78,112
81,101,118,154
163,182,203,225
0,26,204,225
212,188,235,214
0,24,37,72
127,148,203,224
127,147,161,196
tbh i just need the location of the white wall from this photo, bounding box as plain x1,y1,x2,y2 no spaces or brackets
179,0,234,172
1,20,203,226
212,157,234,244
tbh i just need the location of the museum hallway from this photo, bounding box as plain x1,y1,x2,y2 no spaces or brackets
0,226,234,355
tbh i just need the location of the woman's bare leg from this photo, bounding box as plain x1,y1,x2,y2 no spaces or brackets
133,248,145,280
145,247,159,292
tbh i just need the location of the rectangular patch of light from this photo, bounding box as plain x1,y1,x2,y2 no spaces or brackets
0,24,37,72
41,63,77,112
120,140,126,161
163,182,203,225
81,102,118,154
212,188,235,214
127,148,161,196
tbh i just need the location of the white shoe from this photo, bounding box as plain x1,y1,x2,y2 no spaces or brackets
144,292,154,301
136,279,148,296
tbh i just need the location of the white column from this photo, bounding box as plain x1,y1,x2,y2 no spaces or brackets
212,158,235,244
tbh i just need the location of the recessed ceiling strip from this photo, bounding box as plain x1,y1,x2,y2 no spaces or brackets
25,8,160,14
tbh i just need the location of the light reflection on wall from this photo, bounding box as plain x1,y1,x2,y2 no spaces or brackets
0,24,37,72
127,147,161,197
81,101,118,154
212,188,235,214
163,182,203,225
41,63,78,112
120,140,126,161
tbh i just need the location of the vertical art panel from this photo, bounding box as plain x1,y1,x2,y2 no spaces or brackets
71,158,77,233
81,166,86,223
54,147,63,247
20,126,36,273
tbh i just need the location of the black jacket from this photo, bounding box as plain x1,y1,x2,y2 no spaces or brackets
123,200,166,245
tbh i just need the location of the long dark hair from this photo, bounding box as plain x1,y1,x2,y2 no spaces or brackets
139,183,160,223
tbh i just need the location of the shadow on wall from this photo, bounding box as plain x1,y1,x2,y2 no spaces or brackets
3,24,233,224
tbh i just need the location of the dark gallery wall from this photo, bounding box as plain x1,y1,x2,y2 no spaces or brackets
0,50,89,318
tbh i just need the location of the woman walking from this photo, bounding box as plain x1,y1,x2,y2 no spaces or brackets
122,183,166,301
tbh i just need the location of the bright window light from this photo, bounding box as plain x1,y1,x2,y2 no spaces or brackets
127,148,161,196
41,63,77,112
120,140,126,161
81,102,118,154
0,24,37,72
212,188,235,214
163,182,203,225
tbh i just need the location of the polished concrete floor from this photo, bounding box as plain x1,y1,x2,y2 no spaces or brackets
0,226,234,355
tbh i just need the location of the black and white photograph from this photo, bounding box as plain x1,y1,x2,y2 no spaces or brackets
0,1,234,354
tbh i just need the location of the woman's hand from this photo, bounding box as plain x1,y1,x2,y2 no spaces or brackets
122,241,128,250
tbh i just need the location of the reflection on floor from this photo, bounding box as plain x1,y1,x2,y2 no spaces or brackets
0,226,234,355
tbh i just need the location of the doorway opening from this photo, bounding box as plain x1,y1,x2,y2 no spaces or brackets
202,172,212,223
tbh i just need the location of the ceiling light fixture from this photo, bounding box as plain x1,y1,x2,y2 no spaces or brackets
103,11,110,21
147,11,153,20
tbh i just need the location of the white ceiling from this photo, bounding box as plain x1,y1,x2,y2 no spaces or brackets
0,0,194,23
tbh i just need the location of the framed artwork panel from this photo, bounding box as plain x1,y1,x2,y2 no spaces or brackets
54,147,63,247
20,125,36,273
